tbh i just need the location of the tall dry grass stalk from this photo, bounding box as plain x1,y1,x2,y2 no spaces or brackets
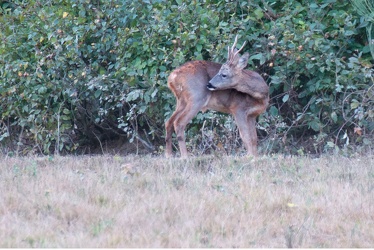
0,154,373,247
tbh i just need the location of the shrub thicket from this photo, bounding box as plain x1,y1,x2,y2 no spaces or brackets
0,0,373,155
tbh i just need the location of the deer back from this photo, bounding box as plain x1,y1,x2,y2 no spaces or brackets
167,60,221,99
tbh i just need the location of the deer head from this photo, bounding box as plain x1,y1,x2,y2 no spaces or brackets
207,35,249,91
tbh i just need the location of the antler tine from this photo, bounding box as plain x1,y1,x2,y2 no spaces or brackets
227,35,247,63
231,35,238,54
227,45,230,61
233,40,247,58
226,35,238,63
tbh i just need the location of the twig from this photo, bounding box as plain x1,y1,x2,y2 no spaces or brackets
92,131,104,154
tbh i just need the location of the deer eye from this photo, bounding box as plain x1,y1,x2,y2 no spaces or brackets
221,74,227,78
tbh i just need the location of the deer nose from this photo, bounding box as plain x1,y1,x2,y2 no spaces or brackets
207,82,216,90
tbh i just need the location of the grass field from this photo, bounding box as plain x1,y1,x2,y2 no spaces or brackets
0,153,373,247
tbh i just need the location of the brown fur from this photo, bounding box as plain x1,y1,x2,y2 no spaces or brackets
165,40,269,158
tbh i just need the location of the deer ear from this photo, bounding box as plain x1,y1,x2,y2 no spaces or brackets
237,52,249,70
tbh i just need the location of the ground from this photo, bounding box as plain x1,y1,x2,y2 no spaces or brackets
0,153,373,247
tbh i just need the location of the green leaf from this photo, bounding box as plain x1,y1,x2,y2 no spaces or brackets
308,120,320,132
269,106,279,116
61,115,70,121
126,90,141,102
331,112,337,123
350,100,359,110
344,30,355,36
94,89,102,98
196,44,202,52
249,53,265,65
282,94,289,103
271,76,282,85
63,108,71,115
254,8,264,20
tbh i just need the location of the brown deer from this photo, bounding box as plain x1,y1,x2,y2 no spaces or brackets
165,36,269,158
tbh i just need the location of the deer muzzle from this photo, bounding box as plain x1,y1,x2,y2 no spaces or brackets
207,81,216,91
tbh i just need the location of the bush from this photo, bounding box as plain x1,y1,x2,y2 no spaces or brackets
0,0,372,156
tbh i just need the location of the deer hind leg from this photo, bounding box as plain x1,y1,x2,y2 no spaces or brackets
165,99,187,158
234,113,258,157
173,103,203,158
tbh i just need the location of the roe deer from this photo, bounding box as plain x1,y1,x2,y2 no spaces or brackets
165,35,269,158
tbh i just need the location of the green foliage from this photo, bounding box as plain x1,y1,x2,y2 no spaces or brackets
250,0,374,154
0,0,373,155
351,0,374,59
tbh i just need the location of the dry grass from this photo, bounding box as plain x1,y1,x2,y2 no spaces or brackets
0,153,373,247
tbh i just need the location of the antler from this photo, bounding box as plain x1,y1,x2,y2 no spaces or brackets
227,35,247,64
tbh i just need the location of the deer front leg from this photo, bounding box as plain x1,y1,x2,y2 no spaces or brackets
234,113,258,157
245,116,258,156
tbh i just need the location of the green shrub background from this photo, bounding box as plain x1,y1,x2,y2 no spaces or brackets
0,0,373,155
